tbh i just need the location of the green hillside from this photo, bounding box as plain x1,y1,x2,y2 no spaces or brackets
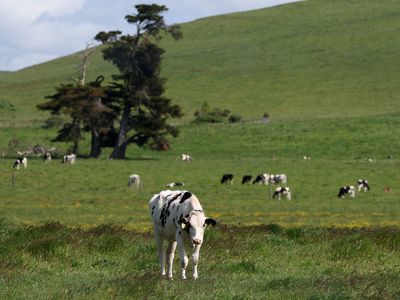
1,0,400,126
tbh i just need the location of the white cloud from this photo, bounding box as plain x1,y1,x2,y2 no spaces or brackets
0,0,301,71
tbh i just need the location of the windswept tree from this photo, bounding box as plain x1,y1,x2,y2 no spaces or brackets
95,4,183,159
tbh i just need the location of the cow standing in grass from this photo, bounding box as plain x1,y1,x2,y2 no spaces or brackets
128,174,141,190
338,186,355,198
62,154,76,164
220,174,234,184
241,175,252,185
13,157,27,169
272,187,291,201
149,190,216,279
357,179,370,192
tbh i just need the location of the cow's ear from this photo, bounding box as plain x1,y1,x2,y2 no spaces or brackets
205,218,217,227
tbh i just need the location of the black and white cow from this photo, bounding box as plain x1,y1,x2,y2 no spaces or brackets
253,173,268,185
181,154,192,161
166,182,185,188
338,186,355,198
269,174,287,185
62,154,76,164
13,157,27,170
220,174,234,185
272,187,291,201
357,179,370,192
43,152,52,162
241,175,252,185
149,190,216,279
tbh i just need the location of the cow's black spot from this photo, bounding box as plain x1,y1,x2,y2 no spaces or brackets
179,192,192,203
159,193,183,227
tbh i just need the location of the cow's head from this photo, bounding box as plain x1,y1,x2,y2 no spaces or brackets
179,211,216,245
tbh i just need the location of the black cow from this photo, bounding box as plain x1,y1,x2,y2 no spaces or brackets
241,175,252,185
220,174,234,185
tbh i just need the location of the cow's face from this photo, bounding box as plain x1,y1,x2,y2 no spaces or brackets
180,212,216,245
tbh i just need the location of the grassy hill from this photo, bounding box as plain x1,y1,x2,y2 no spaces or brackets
1,0,400,126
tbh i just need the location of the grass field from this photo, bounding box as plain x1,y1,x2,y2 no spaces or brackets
0,223,399,299
0,0,400,298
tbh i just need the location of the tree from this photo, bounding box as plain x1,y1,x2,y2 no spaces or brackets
37,76,116,157
95,4,183,159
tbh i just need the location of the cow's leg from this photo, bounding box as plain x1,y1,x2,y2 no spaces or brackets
166,240,177,279
176,234,188,279
192,244,201,279
155,234,165,276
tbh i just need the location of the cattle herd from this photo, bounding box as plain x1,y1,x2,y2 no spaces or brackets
11,152,375,280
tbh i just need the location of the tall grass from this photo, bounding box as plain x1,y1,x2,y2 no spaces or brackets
0,223,398,299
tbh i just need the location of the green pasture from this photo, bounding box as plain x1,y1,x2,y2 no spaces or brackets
0,115,399,229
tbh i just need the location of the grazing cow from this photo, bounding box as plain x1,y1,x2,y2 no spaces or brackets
357,179,370,192
149,190,216,279
338,186,355,198
13,157,27,170
43,152,52,162
253,173,268,185
241,175,252,185
269,174,287,185
272,187,291,201
181,154,192,161
166,182,185,188
62,154,76,164
303,156,311,160
220,174,234,185
128,174,141,189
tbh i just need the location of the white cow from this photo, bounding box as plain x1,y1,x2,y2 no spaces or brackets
149,190,216,279
272,187,291,201
13,157,27,170
128,174,141,189
62,154,76,164
181,154,192,161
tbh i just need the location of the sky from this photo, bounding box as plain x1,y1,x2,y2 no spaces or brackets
0,0,300,71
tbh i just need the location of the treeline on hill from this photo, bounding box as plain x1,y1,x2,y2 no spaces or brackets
37,4,183,159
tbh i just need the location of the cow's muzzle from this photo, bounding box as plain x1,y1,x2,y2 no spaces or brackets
193,239,202,245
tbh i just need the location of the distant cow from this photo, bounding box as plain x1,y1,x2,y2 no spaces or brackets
149,190,216,279
253,173,268,185
269,174,287,185
220,174,234,184
128,174,141,189
43,152,52,162
62,154,76,164
241,175,252,185
357,179,370,192
13,157,27,170
272,187,291,201
181,154,192,161
166,182,185,188
338,186,355,198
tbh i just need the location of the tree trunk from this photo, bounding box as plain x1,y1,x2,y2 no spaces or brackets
110,104,131,159
89,127,101,158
